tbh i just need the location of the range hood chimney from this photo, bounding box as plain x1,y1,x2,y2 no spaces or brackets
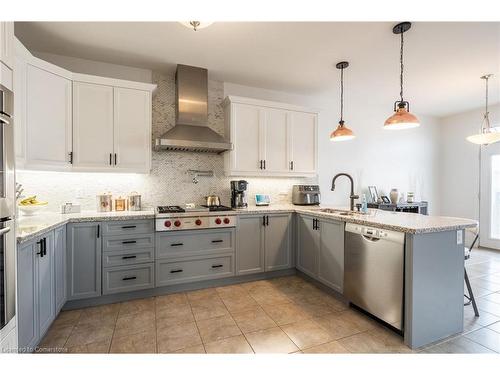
155,64,232,153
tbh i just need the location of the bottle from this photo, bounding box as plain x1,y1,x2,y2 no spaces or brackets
361,194,368,214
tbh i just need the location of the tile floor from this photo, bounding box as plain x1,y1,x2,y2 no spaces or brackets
37,248,500,354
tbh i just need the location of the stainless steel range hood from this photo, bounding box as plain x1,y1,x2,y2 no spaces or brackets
155,64,232,153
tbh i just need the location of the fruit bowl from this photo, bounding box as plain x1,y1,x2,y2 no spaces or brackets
18,203,48,216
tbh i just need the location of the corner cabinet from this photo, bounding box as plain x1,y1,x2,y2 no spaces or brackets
296,214,344,293
14,37,156,173
223,96,318,177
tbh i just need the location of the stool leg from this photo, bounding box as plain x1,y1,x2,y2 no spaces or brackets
464,268,479,317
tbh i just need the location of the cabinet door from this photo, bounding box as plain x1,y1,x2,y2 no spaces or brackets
318,219,345,293
230,103,263,173
263,109,289,172
296,215,319,278
236,215,264,275
17,241,38,351
113,87,151,172
14,46,27,165
67,222,102,300
37,232,55,339
0,22,14,69
26,64,72,169
265,213,292,271
54,226,66,313
72,82,114,169
289,111,317,174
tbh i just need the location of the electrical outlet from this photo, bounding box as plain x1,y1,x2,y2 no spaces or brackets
456,230,463,245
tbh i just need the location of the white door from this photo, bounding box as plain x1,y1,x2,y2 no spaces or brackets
0,22,14,69
263,108,289,172
25,65,72,169
230,103,263,173
113,87,151,172
289,111,317,175
72,81,114,170
480,142,500,249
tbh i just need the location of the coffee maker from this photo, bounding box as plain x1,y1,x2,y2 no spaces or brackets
230,180,248,208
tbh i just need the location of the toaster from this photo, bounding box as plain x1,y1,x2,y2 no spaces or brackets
292,185,320,205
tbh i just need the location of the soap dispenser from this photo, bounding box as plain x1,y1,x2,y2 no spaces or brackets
361,194,368,213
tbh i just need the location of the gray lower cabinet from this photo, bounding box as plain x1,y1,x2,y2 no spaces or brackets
296,214,344,292
103,263,155,294
17,231,56,351
66,222,102,300
236,213,292,275
54,225,66,314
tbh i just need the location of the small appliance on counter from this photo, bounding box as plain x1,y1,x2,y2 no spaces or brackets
97,193,113,212
292,185,320,205
61,202,81,214
255,194,270,206
231,180,248,208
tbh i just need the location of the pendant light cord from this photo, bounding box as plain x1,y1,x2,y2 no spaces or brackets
340,66,344,122
400,30,404,103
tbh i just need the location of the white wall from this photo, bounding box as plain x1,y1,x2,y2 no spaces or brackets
32,51,153,83
224,82,441,214
439,103,500,220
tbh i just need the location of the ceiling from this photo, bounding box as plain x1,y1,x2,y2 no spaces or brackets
15,22,500,118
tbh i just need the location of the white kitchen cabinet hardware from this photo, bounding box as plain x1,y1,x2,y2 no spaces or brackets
223,96,318,177
0,22,14,69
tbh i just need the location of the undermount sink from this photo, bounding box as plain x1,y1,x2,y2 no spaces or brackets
313,208,367,216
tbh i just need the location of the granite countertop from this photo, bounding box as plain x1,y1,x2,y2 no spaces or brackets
16,210,155,244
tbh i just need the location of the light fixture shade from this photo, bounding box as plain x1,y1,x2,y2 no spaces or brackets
466,131,500,145
383,106,420,130
180,21,213,31
330,122,355,142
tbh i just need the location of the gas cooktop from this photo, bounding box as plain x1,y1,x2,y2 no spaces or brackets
157,205,232,214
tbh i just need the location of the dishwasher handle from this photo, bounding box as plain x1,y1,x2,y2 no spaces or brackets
362,235,381,242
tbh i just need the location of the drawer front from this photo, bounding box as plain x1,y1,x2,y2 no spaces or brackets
103,263,154,295
156,229,234,259
102,220,154,236
103,248,154,267
156,254,234,286
103,233,154,252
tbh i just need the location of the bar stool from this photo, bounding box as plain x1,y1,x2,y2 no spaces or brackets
464,226,480,317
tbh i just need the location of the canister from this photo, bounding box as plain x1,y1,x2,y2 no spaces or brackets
97,193,112,212
115,196,126,211
128,192,142,211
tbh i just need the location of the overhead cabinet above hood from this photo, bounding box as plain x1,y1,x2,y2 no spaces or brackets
155,64,232,153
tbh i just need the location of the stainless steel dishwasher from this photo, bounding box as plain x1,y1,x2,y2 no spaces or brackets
344,223,405,331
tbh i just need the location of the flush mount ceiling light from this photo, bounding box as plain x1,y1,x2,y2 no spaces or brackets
384,22,420,130
180,21,213,31
466,74,500,145
330,61,355,142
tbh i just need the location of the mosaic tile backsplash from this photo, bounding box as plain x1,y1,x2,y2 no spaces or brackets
17,72,315,212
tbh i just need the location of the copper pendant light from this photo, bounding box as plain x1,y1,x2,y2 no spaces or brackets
384,22,420,130
466,74,500,145
331,61,355,142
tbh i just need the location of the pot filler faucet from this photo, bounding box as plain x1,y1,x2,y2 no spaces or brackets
331,173,359,211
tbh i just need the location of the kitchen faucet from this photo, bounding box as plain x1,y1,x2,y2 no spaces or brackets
331,173,359,211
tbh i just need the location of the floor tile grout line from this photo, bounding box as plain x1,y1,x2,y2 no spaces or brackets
187,293,207,354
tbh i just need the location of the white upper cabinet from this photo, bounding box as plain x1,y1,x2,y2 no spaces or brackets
72,82,114,170
0,22,14,69
113,87,152,172
224,96,318,177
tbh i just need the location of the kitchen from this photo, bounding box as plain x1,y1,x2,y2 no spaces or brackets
1,8,500,371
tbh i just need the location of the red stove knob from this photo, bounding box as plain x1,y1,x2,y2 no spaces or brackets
223,218,230,224
195,219,202,226
174,220,181,227
215,218,222,225
164,220,172,228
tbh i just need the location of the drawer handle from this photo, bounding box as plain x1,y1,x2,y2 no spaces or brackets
122,225,137,229
122,255,137,260
122,240,137,244
170,243,184,247
211,239,223,243
212,264,223,269
122,276,137,281
170,269,183,273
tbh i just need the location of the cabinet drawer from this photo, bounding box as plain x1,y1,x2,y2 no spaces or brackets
101,220,154,236
103,263,154,295
103,233,154,252
156,254,234,286
103,248,154,267
156,229,234,259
